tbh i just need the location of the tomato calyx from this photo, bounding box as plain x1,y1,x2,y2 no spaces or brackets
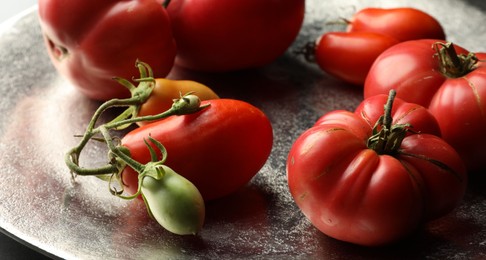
99,125,167,199
434,42,479,78
367,90,411,155
162,0,171,8
100,125,206,235
294,41,317,63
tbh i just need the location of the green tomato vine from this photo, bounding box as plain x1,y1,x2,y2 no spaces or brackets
64,60,208,235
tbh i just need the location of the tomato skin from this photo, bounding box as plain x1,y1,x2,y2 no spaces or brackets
365,40,486,171
137,79,219,126
141,165,205,235
354,94,441,137
428,53,486,172
166,0,305,71
347,8,446,42
286,97,466,246
122,99,273,201
315,32,399,85
38,0,176,101
364,40,469,106
398,134,467,220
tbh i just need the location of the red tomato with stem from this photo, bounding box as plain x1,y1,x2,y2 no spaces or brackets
121,99,273,201
315,32,399,85
364,40,486,171
165,0,305,72
347,7,446,42
287,92,466,246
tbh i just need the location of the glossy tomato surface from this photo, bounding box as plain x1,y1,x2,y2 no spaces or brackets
364,40,486,171
364,40,469,106
287,96,466,246
122,99,273,201
315,32,399,85
38,0,176,101
347,7,446,41
428,53,486,172
165,0,305,71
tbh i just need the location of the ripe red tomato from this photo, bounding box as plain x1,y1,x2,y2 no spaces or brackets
364,40,486,171
38,0,176,100
121,99,273,201
165,0,305,71
287,94,466,246
315,32,399,85
347,7,446,41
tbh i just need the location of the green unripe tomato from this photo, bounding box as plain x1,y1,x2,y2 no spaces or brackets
141,165,205,235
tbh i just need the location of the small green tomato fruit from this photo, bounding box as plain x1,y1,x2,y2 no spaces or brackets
141,165,205,235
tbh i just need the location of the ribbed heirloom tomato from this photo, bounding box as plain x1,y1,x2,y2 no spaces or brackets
287,92,467,246
364,40,486,171
121,99,273,201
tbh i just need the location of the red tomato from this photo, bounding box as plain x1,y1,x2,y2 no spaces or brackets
313,8,444,86
165,0,305,71
364,40,486,171
121,99,273,201
315,32,399,85
428,52,486,173
347,7,446,42
38,0,176,100
287,94,466,246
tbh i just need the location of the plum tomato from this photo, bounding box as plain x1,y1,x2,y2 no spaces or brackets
122,99,274,201
347,7,446,42
315,32,399,85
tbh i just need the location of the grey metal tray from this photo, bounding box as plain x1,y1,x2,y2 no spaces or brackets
0,1,485,259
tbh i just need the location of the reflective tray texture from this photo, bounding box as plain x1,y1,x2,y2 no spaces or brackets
0,0,485,259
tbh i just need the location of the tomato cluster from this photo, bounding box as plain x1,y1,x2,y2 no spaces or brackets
38,0,305,100
364,40,486,172
64,61,274,236
287,92,467,246
52,1,483,245
288,6,485,246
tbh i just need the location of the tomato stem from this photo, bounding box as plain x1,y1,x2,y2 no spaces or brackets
162,0,171,8
294,41,317,63
434,42,479,78
64,61,209,189
367,90,411,155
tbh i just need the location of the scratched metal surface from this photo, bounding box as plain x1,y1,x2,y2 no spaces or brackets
0,1,485,259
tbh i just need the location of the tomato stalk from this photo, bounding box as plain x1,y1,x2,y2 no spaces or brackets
294,41,317,62
366,90,463,181
434,42,479,78
367,90,411,155
99,125,165,199
65,92,207,176
65,61,209,180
